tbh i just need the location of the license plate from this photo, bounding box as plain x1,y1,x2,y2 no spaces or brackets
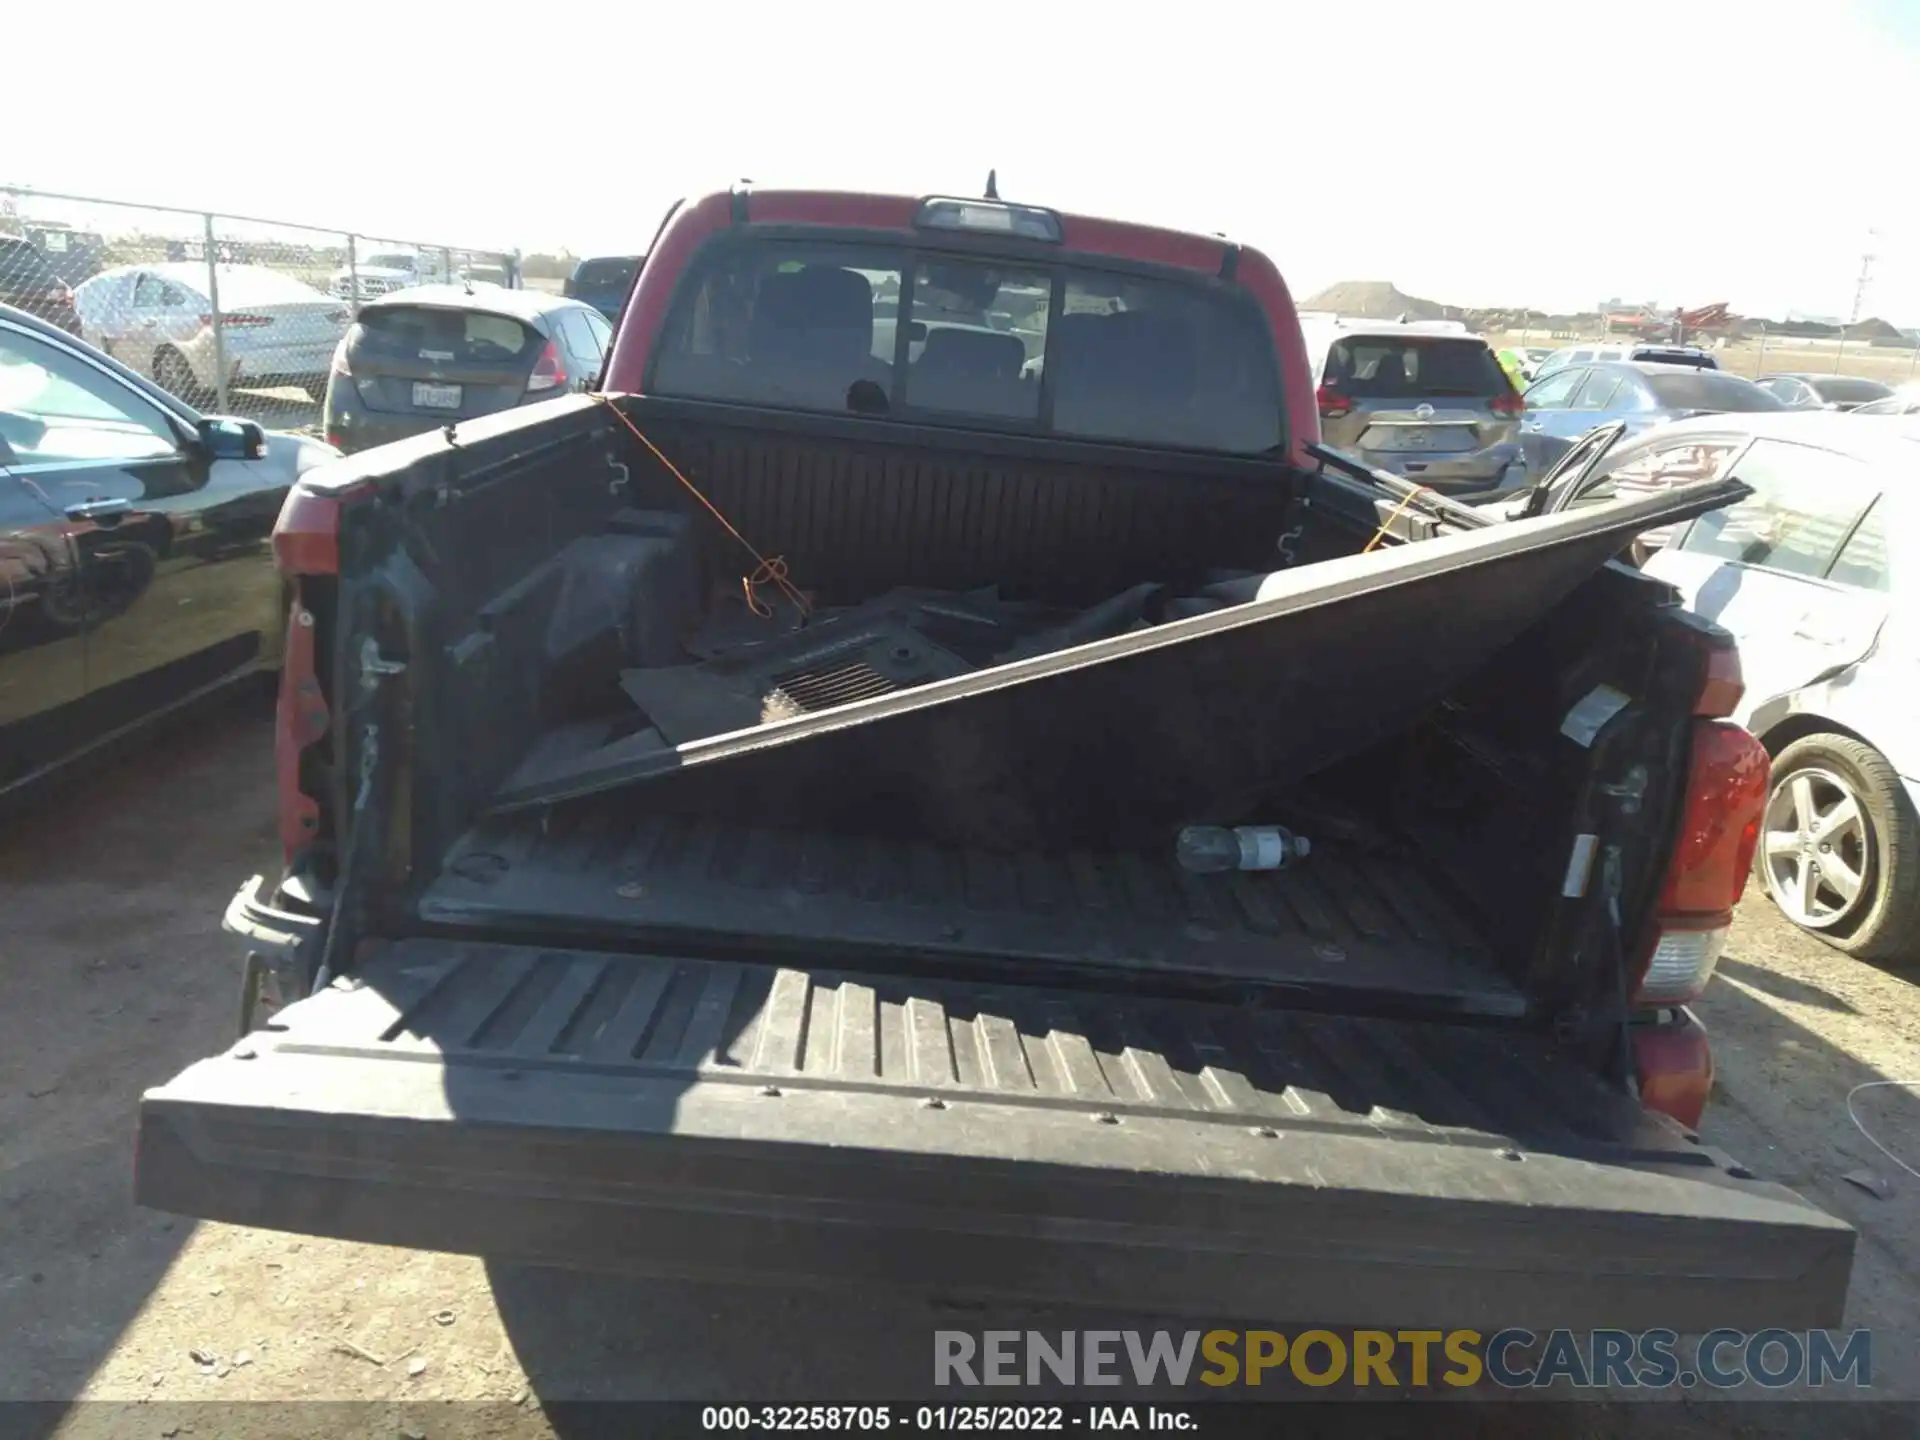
412,382,461,409
1367,425,1475,454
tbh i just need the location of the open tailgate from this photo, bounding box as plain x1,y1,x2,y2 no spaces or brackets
138,939,1852,1328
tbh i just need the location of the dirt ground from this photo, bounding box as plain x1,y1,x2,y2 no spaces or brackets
4,698,1920,1439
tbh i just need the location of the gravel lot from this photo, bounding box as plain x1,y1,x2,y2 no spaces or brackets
4,699,1919,1438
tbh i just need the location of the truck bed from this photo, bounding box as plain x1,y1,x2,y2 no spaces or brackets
138,937,1853,1328
421,815,1524,1014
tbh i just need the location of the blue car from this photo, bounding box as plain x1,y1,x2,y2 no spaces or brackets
562,254,644,323
1517,360,1783,473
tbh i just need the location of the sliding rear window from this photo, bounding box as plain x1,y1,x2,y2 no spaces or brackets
1321,337,1510,399
349,305,539,366
648,237,1282,455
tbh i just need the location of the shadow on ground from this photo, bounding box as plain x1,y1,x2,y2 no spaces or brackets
0,692,278,1409
1715,954,1859,1014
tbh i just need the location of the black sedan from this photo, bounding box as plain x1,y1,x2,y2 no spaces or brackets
1755,373,1897,412
0,234,82,335
1,301,337,800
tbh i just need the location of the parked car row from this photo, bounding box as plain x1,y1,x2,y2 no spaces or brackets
1516,360,1784,472
1534,341,1719,378
1300,311,1919,963
1507,407,1920,960
0,300,335,802
1755,372,1898,411
74,263,349,404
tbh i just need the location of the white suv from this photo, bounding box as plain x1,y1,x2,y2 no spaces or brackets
328,250,448,302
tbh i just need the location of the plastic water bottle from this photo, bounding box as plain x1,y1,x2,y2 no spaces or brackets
1175,825,1312,874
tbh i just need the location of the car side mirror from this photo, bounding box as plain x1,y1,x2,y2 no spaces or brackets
908,320,929,342
197,415,268,461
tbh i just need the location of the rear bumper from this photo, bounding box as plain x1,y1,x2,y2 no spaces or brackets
1367,442,1523,495
137,938,1854,1329
326,410,456,453
230,351,336,385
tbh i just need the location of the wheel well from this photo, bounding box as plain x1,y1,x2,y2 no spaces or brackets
1757,712,1873,759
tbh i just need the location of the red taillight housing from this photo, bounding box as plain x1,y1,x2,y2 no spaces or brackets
526,339,567,393
1316,384,1351,419
1630,717,1769,1006
1490,391,1525,417
272,484,348,577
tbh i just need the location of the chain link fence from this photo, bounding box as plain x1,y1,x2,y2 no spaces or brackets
0,184,520,428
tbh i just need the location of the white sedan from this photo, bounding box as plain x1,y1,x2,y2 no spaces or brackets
1540,411,1920,961
74,263,349,403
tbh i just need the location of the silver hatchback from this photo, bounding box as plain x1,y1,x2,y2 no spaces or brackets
1309,325,1525,493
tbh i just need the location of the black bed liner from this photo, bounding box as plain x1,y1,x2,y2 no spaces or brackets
138,938,1853,1328
422,819,1523,1013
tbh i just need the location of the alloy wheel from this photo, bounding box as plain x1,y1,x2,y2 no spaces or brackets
1762,766,1874,930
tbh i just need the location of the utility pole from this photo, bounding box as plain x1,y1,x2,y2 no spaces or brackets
1850,244,1876,325
1835,236,1876,376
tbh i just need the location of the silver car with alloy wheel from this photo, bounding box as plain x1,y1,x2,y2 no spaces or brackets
1561,411,1920,960
1305,322,1525,495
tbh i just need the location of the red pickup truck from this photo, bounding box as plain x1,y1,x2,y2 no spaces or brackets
137,185,1852,1329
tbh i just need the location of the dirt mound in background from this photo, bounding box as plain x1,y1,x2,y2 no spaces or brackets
1301,280,1446,321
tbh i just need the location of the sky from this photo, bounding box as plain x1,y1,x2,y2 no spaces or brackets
6,0,1920,322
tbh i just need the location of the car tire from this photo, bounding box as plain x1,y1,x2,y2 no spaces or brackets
1757,733,1920,964
154,346,208,406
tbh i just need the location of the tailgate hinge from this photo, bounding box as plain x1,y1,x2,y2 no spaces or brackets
357,636,407,693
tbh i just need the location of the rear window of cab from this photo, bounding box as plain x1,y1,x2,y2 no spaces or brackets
647,236,1284,455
